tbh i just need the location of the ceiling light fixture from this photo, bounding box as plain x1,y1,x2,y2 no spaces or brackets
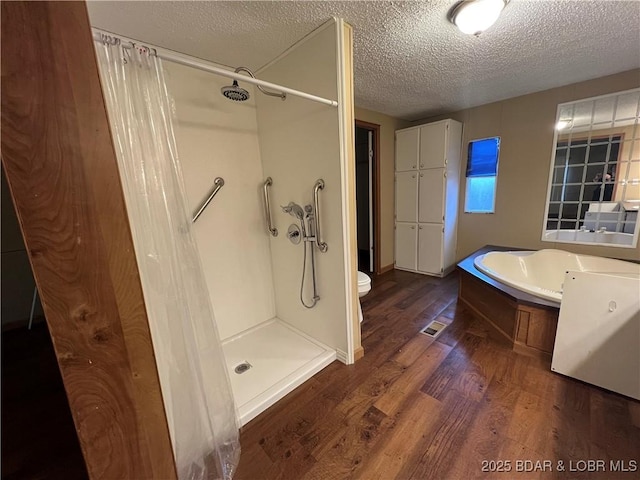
449,0,508,36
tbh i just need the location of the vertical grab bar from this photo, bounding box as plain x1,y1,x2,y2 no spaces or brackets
313,179,328,252
263,177,278,236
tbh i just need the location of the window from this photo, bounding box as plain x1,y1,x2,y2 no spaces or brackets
465,137,500,213
542,88,640,248
548,135,622,230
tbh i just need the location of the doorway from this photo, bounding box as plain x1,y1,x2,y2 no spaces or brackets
355,120,380,274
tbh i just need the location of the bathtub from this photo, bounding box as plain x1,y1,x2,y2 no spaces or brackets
543,229,634,246
474,249,640,303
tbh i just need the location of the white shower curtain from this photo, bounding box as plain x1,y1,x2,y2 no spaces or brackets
94,36,240,479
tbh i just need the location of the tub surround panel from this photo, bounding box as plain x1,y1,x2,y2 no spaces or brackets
516,306,557,355
459,273,517,342
458,246,559,358
167,62,276,340
256,20,354,357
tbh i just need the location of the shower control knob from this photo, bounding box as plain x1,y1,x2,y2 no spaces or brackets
287,224,302,245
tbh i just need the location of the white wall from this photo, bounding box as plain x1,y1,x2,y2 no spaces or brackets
256,20,354,357
166,62,276,340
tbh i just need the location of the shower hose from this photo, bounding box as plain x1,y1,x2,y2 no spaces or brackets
300,228,320,309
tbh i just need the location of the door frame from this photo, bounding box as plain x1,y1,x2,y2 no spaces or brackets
354,119,381,274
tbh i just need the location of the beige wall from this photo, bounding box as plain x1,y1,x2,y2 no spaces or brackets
418,69,640,262
354,107,410,270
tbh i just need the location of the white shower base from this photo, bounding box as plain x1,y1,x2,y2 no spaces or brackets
222,318,336,426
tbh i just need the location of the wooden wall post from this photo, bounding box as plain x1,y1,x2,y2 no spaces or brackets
1,1,177,478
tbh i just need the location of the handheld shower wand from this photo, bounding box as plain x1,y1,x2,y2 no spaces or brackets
281,202,320,308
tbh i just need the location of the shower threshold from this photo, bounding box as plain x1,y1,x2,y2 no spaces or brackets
222,318,336,426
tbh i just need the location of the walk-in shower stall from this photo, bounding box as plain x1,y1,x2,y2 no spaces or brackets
90,16,359,476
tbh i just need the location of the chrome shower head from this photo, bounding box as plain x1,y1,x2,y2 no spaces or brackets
221,80,250,102
282,202,305,220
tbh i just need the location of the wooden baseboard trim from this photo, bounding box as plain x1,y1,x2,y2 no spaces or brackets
353,346,365,362
379,264,394,274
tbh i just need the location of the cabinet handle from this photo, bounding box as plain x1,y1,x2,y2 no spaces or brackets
420,173,424,177
412,164,416,169
420,163,424,168
410,226,415,229
419,226,423,229
412,174,416,178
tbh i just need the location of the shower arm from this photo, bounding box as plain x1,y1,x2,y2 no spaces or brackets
313,179,328,253
234,67,286,100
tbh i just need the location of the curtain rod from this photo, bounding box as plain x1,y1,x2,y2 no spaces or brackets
92,30,339,108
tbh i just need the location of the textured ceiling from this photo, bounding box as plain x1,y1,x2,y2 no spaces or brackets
87,0,640,121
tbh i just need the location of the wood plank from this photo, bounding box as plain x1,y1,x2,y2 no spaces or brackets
300,405,395,480
297,361,404,461
374,341,452,416
445,379,520,480
236,269,640,479
354,392,443,480
420,332,484,401
0,2,176,478
403,391,482,480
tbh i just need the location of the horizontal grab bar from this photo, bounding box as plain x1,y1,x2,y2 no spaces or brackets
313,179,328,253
192,177,224,223
263,177,278,236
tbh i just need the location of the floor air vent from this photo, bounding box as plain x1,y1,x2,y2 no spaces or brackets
419,320,447,338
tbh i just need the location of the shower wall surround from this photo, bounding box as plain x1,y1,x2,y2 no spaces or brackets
256,20,359,361
167,63,276,340
166,19,359,360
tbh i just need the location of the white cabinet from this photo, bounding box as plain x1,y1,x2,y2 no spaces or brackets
419,122,448,169
418,169,445,223
395,223,417,270
394,119,462,277
395,171,418,222
395,128,419,171
418,224,443,274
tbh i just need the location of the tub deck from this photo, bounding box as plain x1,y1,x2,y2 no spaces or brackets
457,246,559,358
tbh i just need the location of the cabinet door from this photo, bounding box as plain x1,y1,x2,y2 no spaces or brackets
418,168,445,224
419,122,447,169
395,223,417,270
395,171,418,222
418,224,444,274
395,128,419,171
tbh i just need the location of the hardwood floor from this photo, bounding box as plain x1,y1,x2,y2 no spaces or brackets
236,269,640,480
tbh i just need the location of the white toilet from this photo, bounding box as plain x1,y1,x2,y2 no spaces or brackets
357,271,372,323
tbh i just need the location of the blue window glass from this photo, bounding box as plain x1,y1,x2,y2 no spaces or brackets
465,137,500,213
